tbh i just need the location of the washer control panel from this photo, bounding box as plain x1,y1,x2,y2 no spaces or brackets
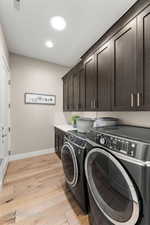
97,134,137,157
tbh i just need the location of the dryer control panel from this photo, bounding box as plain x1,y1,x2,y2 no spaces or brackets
96,134,137,157
67,134,87,149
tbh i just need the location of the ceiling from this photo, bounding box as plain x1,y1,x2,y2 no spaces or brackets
0,0,137,67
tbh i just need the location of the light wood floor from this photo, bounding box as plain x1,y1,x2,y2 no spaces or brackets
0,153,89,225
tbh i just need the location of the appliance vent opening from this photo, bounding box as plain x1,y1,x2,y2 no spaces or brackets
13,0,21,10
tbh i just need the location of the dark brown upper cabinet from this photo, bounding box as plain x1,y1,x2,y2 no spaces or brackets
63,1,150,112
63,75,69,112
95,42,113,111
73,68,80,111
137,6,150,110
63,72,74,112
112,19,137,111
68,72,74,111
78,65,85,111
84,55,97,111
73,63,85,111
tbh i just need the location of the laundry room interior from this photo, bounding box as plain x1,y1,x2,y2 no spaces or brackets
0,0,150,225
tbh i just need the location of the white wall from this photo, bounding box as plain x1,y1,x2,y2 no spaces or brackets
0,24,9,64
11,54,69,154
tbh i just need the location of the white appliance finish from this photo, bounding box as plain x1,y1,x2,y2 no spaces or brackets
0,0,137,66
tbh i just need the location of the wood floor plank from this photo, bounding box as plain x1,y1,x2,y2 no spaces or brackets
0,185,14,205
0,154,89,225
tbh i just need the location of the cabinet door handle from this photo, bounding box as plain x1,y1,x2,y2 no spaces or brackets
131,93,134,108
93,100,96,109
91,100,93,109
137,93,140,107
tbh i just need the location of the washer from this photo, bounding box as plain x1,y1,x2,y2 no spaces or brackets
85,125,150,225
61,131,88,213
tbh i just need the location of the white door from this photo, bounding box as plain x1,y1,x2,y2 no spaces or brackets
0,56,9,159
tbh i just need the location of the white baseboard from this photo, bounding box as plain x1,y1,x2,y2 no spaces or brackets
9,148,55,161
0,156,9,190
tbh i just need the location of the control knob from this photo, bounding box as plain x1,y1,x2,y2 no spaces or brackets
99,136,106,145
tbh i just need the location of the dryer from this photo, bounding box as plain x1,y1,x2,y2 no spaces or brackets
85,125,150,225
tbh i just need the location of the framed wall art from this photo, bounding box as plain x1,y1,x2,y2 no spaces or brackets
24,93,56,105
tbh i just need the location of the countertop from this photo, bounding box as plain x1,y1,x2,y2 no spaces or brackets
54,124,76,132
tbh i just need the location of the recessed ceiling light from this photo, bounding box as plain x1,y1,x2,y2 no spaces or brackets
50,16,66,31
45,40,54,48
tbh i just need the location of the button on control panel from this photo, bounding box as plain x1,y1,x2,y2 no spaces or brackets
97,134,136,157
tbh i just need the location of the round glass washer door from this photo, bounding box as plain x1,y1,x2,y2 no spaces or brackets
85,148,140,225
61,142,78,187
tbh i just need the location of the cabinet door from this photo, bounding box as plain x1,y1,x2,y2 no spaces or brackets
68,73,74,111
55,128,60,158
55,128,65,159
59,131,65,153
112,19,137,111
63,76,68,111
79,66,85,111
84,55,97,111
73,71,80,111
96,42,113,111
73,64,85,112
137,6,150,110
58,135,62,159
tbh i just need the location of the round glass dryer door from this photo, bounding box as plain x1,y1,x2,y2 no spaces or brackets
61,142,78,187
85,148,140,225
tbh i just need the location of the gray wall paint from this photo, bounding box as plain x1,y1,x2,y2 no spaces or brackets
11,54,69,154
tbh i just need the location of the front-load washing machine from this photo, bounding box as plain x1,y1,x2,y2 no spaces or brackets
61,131,89,213
85,125,150,225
